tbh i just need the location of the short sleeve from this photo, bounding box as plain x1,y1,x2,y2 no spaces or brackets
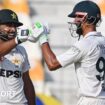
17,45,30,73
22,51,30,73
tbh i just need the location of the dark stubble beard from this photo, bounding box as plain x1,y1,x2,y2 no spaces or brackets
76,23,83,39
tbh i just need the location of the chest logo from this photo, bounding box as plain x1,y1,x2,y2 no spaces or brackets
11,56,22,66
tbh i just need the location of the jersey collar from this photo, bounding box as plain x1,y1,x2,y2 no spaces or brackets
84,31,102,38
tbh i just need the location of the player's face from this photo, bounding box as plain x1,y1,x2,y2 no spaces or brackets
0,23,17,41
68,12,87,38
75,12,87,35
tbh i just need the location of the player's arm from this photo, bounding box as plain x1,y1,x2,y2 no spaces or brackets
22,71,36,105
41,42,62,70
0,28,29,57
28,22,62,71
0,39,16,57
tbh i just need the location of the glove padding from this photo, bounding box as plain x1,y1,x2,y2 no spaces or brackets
28,21,50,44
15,27,29,44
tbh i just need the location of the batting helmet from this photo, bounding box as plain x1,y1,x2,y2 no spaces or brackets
0,9,23,27
68,1,101,24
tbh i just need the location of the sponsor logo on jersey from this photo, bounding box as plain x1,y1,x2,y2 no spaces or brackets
0,69,22,78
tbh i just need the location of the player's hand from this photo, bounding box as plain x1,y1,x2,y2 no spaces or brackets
28,21,50,44
15,27,29,44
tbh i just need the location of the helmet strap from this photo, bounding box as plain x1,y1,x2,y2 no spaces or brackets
0,31,16,41
0,33,9,41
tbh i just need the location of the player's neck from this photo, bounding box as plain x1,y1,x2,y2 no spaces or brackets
83,26,96,37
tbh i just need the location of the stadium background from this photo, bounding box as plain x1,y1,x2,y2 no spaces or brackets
0,0,105,105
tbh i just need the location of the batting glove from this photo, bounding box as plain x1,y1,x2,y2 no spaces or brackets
15,27,29,44
28,21,50,45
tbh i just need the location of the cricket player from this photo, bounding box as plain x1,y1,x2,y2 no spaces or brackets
0,9,36,105
29,1,105,105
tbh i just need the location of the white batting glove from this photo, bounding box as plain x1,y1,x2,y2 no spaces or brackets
28,21,50,44
39,22,50,45
15,27,29,44
28,28,39,43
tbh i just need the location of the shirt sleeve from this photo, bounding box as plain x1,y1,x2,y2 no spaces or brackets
22,51,30,73
17,45,30,73
56,40,88,67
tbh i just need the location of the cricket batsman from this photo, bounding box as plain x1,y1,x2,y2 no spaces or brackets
28,1,105,105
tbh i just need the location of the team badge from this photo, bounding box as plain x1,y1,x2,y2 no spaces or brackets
11,55,22,66
11,13,17,20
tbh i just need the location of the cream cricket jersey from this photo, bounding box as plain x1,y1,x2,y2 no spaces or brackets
0,45,30,105
57,32,105,98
